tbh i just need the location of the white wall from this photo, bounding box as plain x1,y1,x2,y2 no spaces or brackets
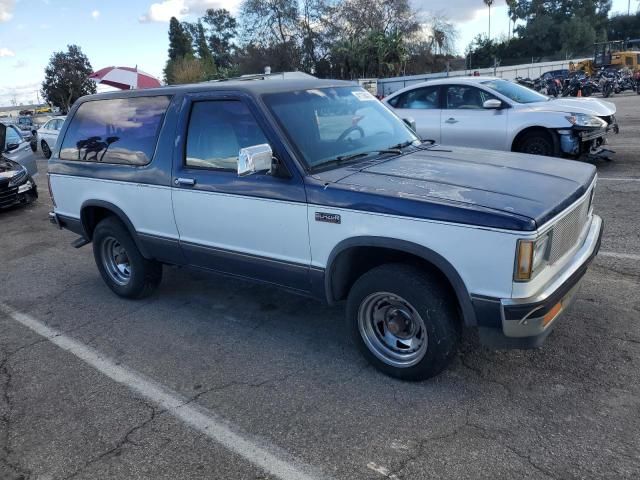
377,58,589,96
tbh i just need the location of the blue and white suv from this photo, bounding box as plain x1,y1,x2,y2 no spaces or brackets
48,78,603,380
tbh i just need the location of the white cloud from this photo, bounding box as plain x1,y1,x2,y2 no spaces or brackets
139,0,240,23
91,10,100,19
0,47,15,57
13,59,26,68
0,0,15,22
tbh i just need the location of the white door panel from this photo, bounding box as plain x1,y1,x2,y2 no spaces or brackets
396,108,441,142
172,191,310,264
441,109,509,150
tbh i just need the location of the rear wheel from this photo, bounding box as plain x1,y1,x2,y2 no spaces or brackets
41,140,51,159
92,217,162,298
346,264,460,381
516,131,555,157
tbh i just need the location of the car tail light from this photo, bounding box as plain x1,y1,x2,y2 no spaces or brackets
47,174,56,207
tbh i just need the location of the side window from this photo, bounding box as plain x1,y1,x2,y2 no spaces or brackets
42,121,52,130
391,86,440,109
185,100,269,171
53,119,63,131
59,95,171,165
6,126,22,147
445,86,498,110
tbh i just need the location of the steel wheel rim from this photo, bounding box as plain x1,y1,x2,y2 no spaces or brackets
358,292,428,368
101,236,131,286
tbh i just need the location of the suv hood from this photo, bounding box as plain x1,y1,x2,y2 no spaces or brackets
524,97,616,116
313,147,596,231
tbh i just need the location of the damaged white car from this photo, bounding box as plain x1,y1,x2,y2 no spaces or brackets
384,77,618,160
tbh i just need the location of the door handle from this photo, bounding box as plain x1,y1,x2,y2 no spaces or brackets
175,177,196,186
445,118,458,124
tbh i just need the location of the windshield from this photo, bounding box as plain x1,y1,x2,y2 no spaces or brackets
263,86,418,170
482,79,549,104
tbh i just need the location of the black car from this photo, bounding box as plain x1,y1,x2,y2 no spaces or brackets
0,124,38,209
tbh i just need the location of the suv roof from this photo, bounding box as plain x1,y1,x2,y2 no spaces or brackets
76,78,356,103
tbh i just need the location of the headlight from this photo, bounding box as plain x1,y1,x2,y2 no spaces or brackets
515,234,550,281
18,180,33,193
565,113,607,128
8,167,27,187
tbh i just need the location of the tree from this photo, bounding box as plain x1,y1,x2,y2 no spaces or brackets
164,16,194,83
165,56,206,84
41,45,96,114
484,0,494,40
202,9,238,70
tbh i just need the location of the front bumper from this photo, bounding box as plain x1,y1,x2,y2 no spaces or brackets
0,177,38,209
559,120,619,157
475,214,603,349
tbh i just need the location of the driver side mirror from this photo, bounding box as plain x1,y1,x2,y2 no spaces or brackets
402,117,417,132
5,143,19,152
483,99,503,109
238,143,274,177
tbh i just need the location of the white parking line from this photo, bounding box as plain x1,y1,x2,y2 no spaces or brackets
599,177,640,181
0,303,325,480
599,251,640,261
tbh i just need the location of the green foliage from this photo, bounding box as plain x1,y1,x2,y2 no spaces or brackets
163,0,459,80
607,13,640,41
41,44,96,114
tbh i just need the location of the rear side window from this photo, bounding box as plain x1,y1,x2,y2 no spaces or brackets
59,96,171,165
389,86,440,109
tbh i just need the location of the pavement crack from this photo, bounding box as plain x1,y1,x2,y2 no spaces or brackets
61,399,159,479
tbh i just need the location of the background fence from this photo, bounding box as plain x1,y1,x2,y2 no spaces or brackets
376,58,589,96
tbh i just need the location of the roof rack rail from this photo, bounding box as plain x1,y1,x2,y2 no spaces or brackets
209,71,316,83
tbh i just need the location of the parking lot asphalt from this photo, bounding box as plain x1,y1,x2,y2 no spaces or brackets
1,94,639,480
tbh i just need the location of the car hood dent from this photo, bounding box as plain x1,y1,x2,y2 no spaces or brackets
523,98,616,116
314,147,596,229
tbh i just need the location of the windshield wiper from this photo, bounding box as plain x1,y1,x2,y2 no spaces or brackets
387,140,414,150
315,148,403,171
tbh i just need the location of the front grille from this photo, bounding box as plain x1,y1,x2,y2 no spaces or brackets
0,186,19,208
548,193,591,264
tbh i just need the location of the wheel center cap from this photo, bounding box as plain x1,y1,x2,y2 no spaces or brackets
386,309,412,337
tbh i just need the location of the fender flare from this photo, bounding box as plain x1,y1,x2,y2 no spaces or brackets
80,200,151,258
324,236,477,326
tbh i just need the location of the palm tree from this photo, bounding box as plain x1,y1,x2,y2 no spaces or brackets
484,0,494,40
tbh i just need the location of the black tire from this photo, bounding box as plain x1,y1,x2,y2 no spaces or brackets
346,264,460,381
92,216,162,299
515,131,555,157
41,140,51,159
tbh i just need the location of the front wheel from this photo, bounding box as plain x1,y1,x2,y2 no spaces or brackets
41,140,51,159
516,131,555,157
346,264,460,381
92,217,162,298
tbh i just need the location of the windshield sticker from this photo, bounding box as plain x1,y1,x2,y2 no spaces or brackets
352,90,376,101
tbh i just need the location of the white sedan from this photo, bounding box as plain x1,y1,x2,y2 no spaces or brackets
384,77,618,158
37,116,66,159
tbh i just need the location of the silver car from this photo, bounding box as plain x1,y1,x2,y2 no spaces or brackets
37,116,66,159
2,122,37,177
384,77,618,158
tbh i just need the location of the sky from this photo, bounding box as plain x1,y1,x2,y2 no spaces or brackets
0,0,635,106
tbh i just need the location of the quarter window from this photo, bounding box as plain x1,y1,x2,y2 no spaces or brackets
185,100,269,170
59,96,171,165
389,86,440,109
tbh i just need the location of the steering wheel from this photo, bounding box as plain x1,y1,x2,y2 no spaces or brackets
337,125,365,143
